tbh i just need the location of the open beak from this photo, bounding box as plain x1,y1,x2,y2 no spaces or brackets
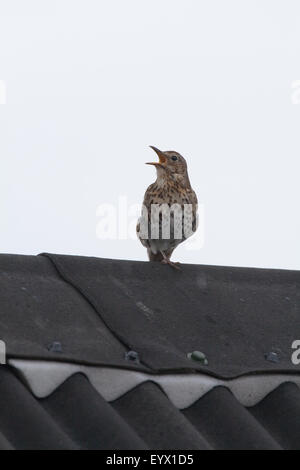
146,146,167,167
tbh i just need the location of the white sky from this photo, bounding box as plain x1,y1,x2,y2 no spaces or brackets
0,0,299,269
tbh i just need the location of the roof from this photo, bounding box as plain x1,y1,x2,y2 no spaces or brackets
1,365,300,450
0,253,300,449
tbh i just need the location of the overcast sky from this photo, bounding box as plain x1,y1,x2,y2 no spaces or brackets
0,0,299,269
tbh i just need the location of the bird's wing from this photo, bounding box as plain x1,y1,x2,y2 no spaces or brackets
136,217,149,248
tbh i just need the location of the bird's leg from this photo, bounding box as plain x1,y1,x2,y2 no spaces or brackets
160,251,181,270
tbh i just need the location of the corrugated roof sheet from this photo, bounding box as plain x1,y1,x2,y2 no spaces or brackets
1,367,300,449
1,253,299,377
0,253,300,449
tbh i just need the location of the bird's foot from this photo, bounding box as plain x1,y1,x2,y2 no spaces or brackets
161,259,181,271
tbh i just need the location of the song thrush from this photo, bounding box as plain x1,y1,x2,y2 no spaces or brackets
137,146,198,269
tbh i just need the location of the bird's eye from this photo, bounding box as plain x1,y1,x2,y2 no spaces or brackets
171,155,178,161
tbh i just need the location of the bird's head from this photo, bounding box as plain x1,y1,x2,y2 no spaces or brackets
146,146,190,186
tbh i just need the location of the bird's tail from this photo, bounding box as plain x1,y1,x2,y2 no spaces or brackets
147,249,164,262
147,248,174,262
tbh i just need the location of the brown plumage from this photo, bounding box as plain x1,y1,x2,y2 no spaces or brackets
137,146,198,269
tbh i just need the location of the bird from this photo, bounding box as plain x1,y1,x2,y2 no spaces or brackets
137,146,198,269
